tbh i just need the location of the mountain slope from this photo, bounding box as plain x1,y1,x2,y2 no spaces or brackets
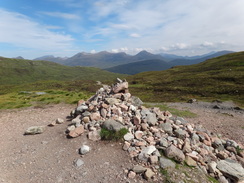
63,51,132,68
34,55,68,64
63,50,166,69
169,50,234,66
127,51,244,105
105,59,172,75
0,57,126,85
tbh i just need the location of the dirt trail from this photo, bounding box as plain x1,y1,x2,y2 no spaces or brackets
167,101,244,145
0,102,243,183
0,104,147,183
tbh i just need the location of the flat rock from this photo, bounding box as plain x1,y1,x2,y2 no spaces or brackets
105,98,120,105
68,125,84,138
217,159,244,182
88,130,101,141
24,126,45,135
124,133,134,141
74,159,84,167
159,122,173,135
185,156,197,167
103,119,125,132
132,165,147,173
141,145,157,155
159,156,175,169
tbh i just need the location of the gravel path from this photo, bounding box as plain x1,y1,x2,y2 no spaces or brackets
0,102,243,183
0,104,147,183
167,101,244,145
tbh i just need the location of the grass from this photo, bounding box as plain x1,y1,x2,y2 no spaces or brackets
100,128,128,141
143,103,197,118
0,57,127,85
0,90,90,109
207,176,219,183
127,51,244,106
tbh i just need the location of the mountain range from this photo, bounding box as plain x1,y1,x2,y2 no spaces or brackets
33,50,234,74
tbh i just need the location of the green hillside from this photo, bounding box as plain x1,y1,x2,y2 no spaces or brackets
127,51,244,105
0,57,126,85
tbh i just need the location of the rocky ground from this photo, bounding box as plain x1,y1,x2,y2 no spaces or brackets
0,98,243,183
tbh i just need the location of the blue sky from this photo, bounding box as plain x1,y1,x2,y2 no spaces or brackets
0,0,244,59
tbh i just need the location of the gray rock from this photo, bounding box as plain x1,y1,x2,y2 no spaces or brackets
141,145,157,155
82,111,91,117
159,122,173,135
191,133,200,142
102,119,125,132
208,161,217,173
76,105,88,112
74,159,84,167
56,118,64,124
212,139,225,151
225,139,238,148
88,130,101,141
174,128,187,140
165,145,185,163
132,165,147,173
124,133,134,141
67,125,76,132
24,126,45,135
146,112,157,126
217,159,244,182
175,116,188,124
79,145,90,155
141,108,151,117
105,98,120,105
159,156,175,169
159,137,169,148
129,96,143,107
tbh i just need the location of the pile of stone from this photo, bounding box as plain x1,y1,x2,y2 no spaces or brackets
66,78,244,183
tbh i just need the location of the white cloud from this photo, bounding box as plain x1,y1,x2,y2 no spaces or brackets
201,41,214,47
90,0,244,55
0,9,74,57
90,49,96,53
130,33,140,38
40,11,81,20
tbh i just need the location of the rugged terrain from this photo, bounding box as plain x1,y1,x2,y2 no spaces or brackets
0,100,243,183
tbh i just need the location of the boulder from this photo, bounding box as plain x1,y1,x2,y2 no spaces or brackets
24,126,45,135
217,159,244,182
103,119,125,131
165,145,185,163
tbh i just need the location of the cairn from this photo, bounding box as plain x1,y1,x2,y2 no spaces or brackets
66,78,244,183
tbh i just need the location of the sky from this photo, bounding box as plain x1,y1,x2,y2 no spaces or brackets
0,0,244,59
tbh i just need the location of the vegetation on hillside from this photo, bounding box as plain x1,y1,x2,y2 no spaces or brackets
127,51,244,106
0,57,126,85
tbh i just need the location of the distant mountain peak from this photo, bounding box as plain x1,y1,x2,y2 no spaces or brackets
15,56,24,59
